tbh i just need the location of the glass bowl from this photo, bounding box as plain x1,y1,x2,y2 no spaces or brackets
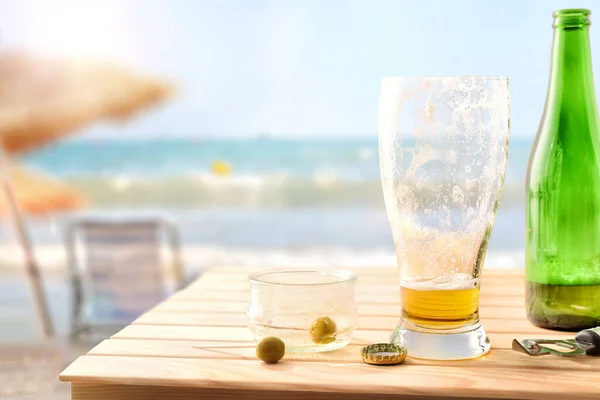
247,269,357,353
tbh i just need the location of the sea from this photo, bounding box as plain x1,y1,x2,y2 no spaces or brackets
13,136,533,269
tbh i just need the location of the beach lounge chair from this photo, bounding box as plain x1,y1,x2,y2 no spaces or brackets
64,217,185,340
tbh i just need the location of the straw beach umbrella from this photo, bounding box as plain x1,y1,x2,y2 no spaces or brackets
0,52,174,154
0,165,86,216
0,51,175,340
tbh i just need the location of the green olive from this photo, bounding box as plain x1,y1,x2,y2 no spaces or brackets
256,336,285,364
310,316,337,344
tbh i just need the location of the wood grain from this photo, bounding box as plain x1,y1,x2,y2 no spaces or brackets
185,281,524,296
60,355,600,399
111,324,573,349
88,339,600,371
59,267,600,400
129,313,563,334
196,266,524,277
172,285,525,301
133,306,528,326
70,383,510,400
151,296,525,314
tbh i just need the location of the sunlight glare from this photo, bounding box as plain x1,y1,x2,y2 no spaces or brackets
22,0,135,60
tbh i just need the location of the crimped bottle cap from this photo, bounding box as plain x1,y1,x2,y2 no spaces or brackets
361,343,408,365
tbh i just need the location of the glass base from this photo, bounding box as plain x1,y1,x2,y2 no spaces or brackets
390,322,491,360
285,339,350,353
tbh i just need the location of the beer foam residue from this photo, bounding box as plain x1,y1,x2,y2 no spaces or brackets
401,273,479,291
378,76,510,237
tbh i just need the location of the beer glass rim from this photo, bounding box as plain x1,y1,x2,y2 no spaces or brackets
248,269,357,288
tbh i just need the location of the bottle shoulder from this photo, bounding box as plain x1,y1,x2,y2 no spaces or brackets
527,122,600,188
527,91,600,188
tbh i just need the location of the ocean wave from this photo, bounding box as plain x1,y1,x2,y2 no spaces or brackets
64,173,525,208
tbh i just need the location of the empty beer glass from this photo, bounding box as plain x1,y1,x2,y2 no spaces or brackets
378,76,510,360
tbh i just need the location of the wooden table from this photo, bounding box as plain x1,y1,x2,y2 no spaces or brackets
59,267,600,399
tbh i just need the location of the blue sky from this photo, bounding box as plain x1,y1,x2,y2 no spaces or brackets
0,0,599,138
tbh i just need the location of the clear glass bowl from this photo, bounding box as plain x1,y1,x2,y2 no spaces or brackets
247,269,357,353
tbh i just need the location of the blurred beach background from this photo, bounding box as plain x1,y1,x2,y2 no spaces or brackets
4,0,598,276
2,0,600,397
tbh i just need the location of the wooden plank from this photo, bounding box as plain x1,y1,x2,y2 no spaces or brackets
198,267,399,276
70,383,496,400
112,324,253,342
187,281,403,294
88,339,600,372
173,289,404,303
197,267,524,277
151,296,525,315
174,286,524,301
134,306,527,327
111,324,573,349
59,355,600,400
195,271,523,285
185,281,524,296
133,312,540,332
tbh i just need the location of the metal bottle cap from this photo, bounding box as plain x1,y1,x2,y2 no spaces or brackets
361,343,408,365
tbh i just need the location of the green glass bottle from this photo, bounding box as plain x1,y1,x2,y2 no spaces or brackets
526,8,600,331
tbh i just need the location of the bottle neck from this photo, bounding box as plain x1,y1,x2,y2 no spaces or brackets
546,18,598,119
549,25,595,92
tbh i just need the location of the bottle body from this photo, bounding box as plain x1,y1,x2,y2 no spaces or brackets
526,9,600,330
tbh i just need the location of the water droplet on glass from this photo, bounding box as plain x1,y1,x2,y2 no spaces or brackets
466,207,475,218
452,186,464,204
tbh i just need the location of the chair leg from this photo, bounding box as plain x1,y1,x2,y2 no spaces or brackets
70,323,93,343
69,323,80,341
69,278,83,342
